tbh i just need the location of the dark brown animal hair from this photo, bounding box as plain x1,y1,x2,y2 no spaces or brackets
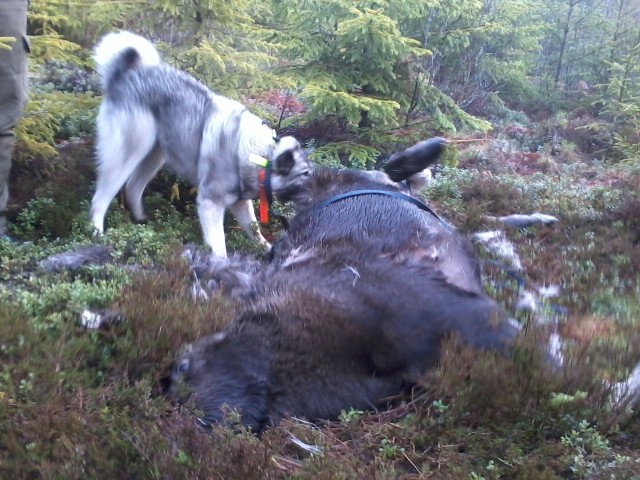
169,139,520,431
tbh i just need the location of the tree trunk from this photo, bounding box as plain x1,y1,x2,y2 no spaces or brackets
606,0,626,83
358,109,372,129
555,1,576,85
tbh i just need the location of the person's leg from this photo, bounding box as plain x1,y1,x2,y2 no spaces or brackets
0,0,29,236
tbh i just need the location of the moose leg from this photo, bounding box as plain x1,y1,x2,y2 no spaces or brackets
382,137,448,183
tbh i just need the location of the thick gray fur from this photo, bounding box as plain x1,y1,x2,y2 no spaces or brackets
90,31,312,257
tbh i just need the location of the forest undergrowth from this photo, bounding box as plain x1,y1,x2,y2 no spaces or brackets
2,111,640,478
2,2,640,472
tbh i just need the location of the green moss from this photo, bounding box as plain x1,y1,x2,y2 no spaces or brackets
2,134,640,478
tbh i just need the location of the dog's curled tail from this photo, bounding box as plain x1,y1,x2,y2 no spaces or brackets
94,31,161,88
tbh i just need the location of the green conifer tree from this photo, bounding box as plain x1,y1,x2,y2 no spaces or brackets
267,0,492,167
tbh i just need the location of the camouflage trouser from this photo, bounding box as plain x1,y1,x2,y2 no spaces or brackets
0,0,29,235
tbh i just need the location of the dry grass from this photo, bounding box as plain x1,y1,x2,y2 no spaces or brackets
2,139,640,479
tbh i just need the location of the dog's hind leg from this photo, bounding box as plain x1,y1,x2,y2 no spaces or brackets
124,145,164,223
90,109,157,233
197,196,228,257
229,199,270,249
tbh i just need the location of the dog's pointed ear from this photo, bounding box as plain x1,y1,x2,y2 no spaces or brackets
273,150,295,176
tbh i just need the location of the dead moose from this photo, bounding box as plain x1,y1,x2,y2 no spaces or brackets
168,138,525,432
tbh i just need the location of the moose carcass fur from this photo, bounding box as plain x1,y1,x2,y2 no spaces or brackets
169,140,521,431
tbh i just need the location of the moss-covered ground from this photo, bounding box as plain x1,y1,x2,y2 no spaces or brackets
2,126,640,479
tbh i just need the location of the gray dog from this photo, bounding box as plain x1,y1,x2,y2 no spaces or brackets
90,31,312,257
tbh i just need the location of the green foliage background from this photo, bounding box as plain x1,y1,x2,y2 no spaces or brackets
17,0,640,169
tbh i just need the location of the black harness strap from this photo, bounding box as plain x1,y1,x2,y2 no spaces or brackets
264,161,273,209
315,189,451,229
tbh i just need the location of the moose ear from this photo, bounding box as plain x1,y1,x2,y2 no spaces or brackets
273,150,295,176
